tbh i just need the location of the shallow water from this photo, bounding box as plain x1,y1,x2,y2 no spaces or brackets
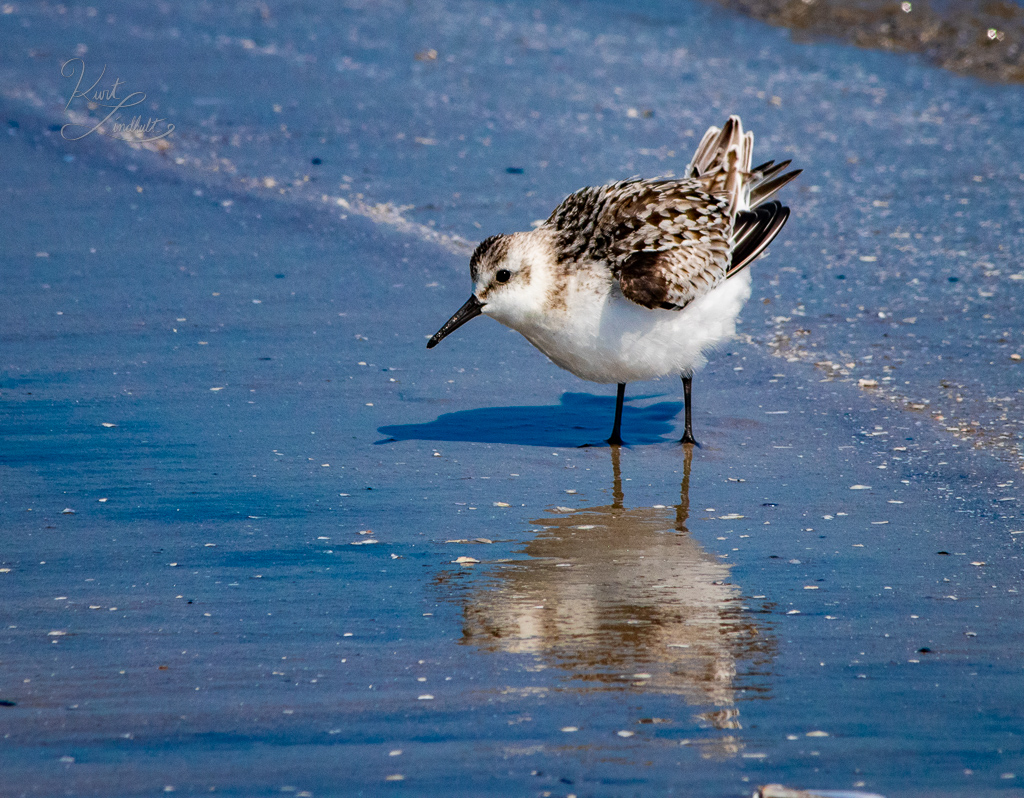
2,1,1024,796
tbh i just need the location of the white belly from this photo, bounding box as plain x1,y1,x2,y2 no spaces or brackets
499,271,752,384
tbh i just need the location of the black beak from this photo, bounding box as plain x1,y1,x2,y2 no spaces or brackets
426,295,484,349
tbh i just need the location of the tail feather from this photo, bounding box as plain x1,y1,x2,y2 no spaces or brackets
686,115,754,215
688,117,800,214
687,116,799,275
751,159,791,186
749,166,802,206
689,126,722,176
728,200,790,277
689,115,748,175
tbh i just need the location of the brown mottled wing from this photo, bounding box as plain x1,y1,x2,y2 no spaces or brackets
546,179,733,311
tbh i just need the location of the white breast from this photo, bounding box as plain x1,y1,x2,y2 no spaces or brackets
503,270,752,384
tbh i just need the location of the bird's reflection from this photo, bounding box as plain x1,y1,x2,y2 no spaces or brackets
454,446,773,755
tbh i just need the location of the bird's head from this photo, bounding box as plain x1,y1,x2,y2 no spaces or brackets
427,231,551,348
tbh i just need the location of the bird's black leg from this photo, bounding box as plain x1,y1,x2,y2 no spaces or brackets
607,383,626,445
680,375,698,446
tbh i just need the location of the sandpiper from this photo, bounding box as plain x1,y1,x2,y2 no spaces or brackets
428,116,800,445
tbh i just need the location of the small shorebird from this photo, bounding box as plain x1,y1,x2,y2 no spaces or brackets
428,116,799,445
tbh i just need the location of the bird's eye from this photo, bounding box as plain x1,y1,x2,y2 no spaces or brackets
495,269,512,284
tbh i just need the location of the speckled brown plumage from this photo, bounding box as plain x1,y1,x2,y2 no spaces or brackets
541,117,800,311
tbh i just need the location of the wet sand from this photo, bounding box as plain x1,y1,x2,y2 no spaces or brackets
1,1,1023,795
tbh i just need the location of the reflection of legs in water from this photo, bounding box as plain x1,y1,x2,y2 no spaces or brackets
610,442,624,509
611,438,691,528
453,439,773,753
674,441,693,533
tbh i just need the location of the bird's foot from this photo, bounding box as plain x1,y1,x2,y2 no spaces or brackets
679,432,699,447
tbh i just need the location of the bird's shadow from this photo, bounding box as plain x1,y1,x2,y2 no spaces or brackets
377,391,681,447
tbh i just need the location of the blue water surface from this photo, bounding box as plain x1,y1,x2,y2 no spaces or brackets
1,2,1023,796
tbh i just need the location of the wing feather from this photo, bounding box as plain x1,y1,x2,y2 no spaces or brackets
543,116,799,312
